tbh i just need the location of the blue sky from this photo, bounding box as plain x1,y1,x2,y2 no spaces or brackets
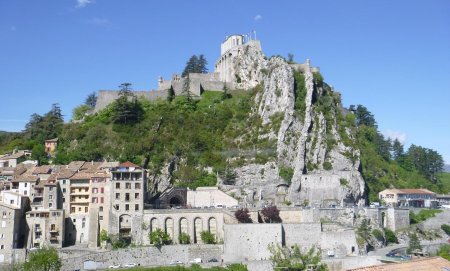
0,0,449,163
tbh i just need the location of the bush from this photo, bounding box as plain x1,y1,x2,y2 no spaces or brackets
384,229,398,244
441,224,450,235
438,244,450,261
372,229,384,242
410,209,442,224
179,232,191,244
323,161,333,170
279,166,294,185
261,206,282,223
200,231,216,244
149,228,172,247
235,208,252,223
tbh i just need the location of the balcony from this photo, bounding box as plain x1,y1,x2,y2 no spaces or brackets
49,228,59,233
70,190,89,195
49,236,58,241
33,193,43,198
31,201,43,206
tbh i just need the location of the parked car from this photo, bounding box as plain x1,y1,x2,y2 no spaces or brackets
123,263,137,267
169,260,183,265
108,264,121,269
207,258,219,263
189,258,202,263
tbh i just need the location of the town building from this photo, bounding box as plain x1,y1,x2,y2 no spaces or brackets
109,162,145,243
379,188,437,208
44,138,58,154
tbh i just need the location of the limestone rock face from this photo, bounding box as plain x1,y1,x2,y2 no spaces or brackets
224,43,366,207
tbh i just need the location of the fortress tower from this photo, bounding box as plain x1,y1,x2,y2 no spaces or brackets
214,34,262,83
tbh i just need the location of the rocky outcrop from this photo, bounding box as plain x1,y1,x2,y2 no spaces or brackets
224,42,366,207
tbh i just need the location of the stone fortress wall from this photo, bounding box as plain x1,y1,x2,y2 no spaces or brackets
93,34,316,113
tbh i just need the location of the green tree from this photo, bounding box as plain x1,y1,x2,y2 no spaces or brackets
268,243,328,271
200,231,216,244
392,138,404,161
149,228,171,247
407,232,422,253
72,105,91,121
181,54,208,77
350,104,376,128
384,229,398,244
357,218,372,251
23,247,62,271
85,92,97,108
441,224,450,235
111,83,143,124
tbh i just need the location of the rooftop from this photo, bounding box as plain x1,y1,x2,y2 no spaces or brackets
381,188,436,195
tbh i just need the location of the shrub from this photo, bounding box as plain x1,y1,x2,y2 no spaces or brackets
261,206,282,223
323,161,333,170
441,224,450,235
279,166,294,185
179,232,191,244
149,228,172,247
384,229,398,244
339,178,348,186
235,208,252,223
438,244,450,261
200,231,216,244
372,229,384,242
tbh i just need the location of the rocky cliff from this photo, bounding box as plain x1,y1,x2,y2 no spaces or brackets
220,43,366,207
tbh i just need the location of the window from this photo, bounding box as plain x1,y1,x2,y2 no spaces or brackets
100,187,104,193
115,204,120,211
50,224,56,231
135,183,141,189
115,183,120,189
63,188,66,193
125,193,130,201
62,180,66,185
24,191,27,195
49,187,53,191
99,206,103,212
135,193,139,199
100,197,104,204
99,216,103,220
78,207,81,212
10,200,14,205
92,197,98,203
135,204,139,211
92,188,98,194
71,207,75,213
125,204,129,211
82,222,85,228
24,183,28,187
115,193,120,200
1,245,4,249
49,195,53,200
85,207,88,213
49,203,52,208
126,183,131,189
62,198,65,203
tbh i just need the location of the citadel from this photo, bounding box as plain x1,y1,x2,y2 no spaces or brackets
0,35,444,271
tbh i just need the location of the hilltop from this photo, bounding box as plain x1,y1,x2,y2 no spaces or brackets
1,36,446,204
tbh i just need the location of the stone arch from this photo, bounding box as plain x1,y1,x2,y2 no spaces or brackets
119,214,132,241
208,217,217,236
194,217,203,244
150,217,158,232
179,217,188,235
165,217,174,239
381,212,386,228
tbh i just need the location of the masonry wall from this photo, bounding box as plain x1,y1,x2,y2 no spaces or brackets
61,245,223,270
223,224,282,262
283,223,322,248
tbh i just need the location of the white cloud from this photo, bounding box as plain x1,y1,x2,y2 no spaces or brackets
254,14,263,21
76,0,93,8
85,17,109,26
383,129,407,144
